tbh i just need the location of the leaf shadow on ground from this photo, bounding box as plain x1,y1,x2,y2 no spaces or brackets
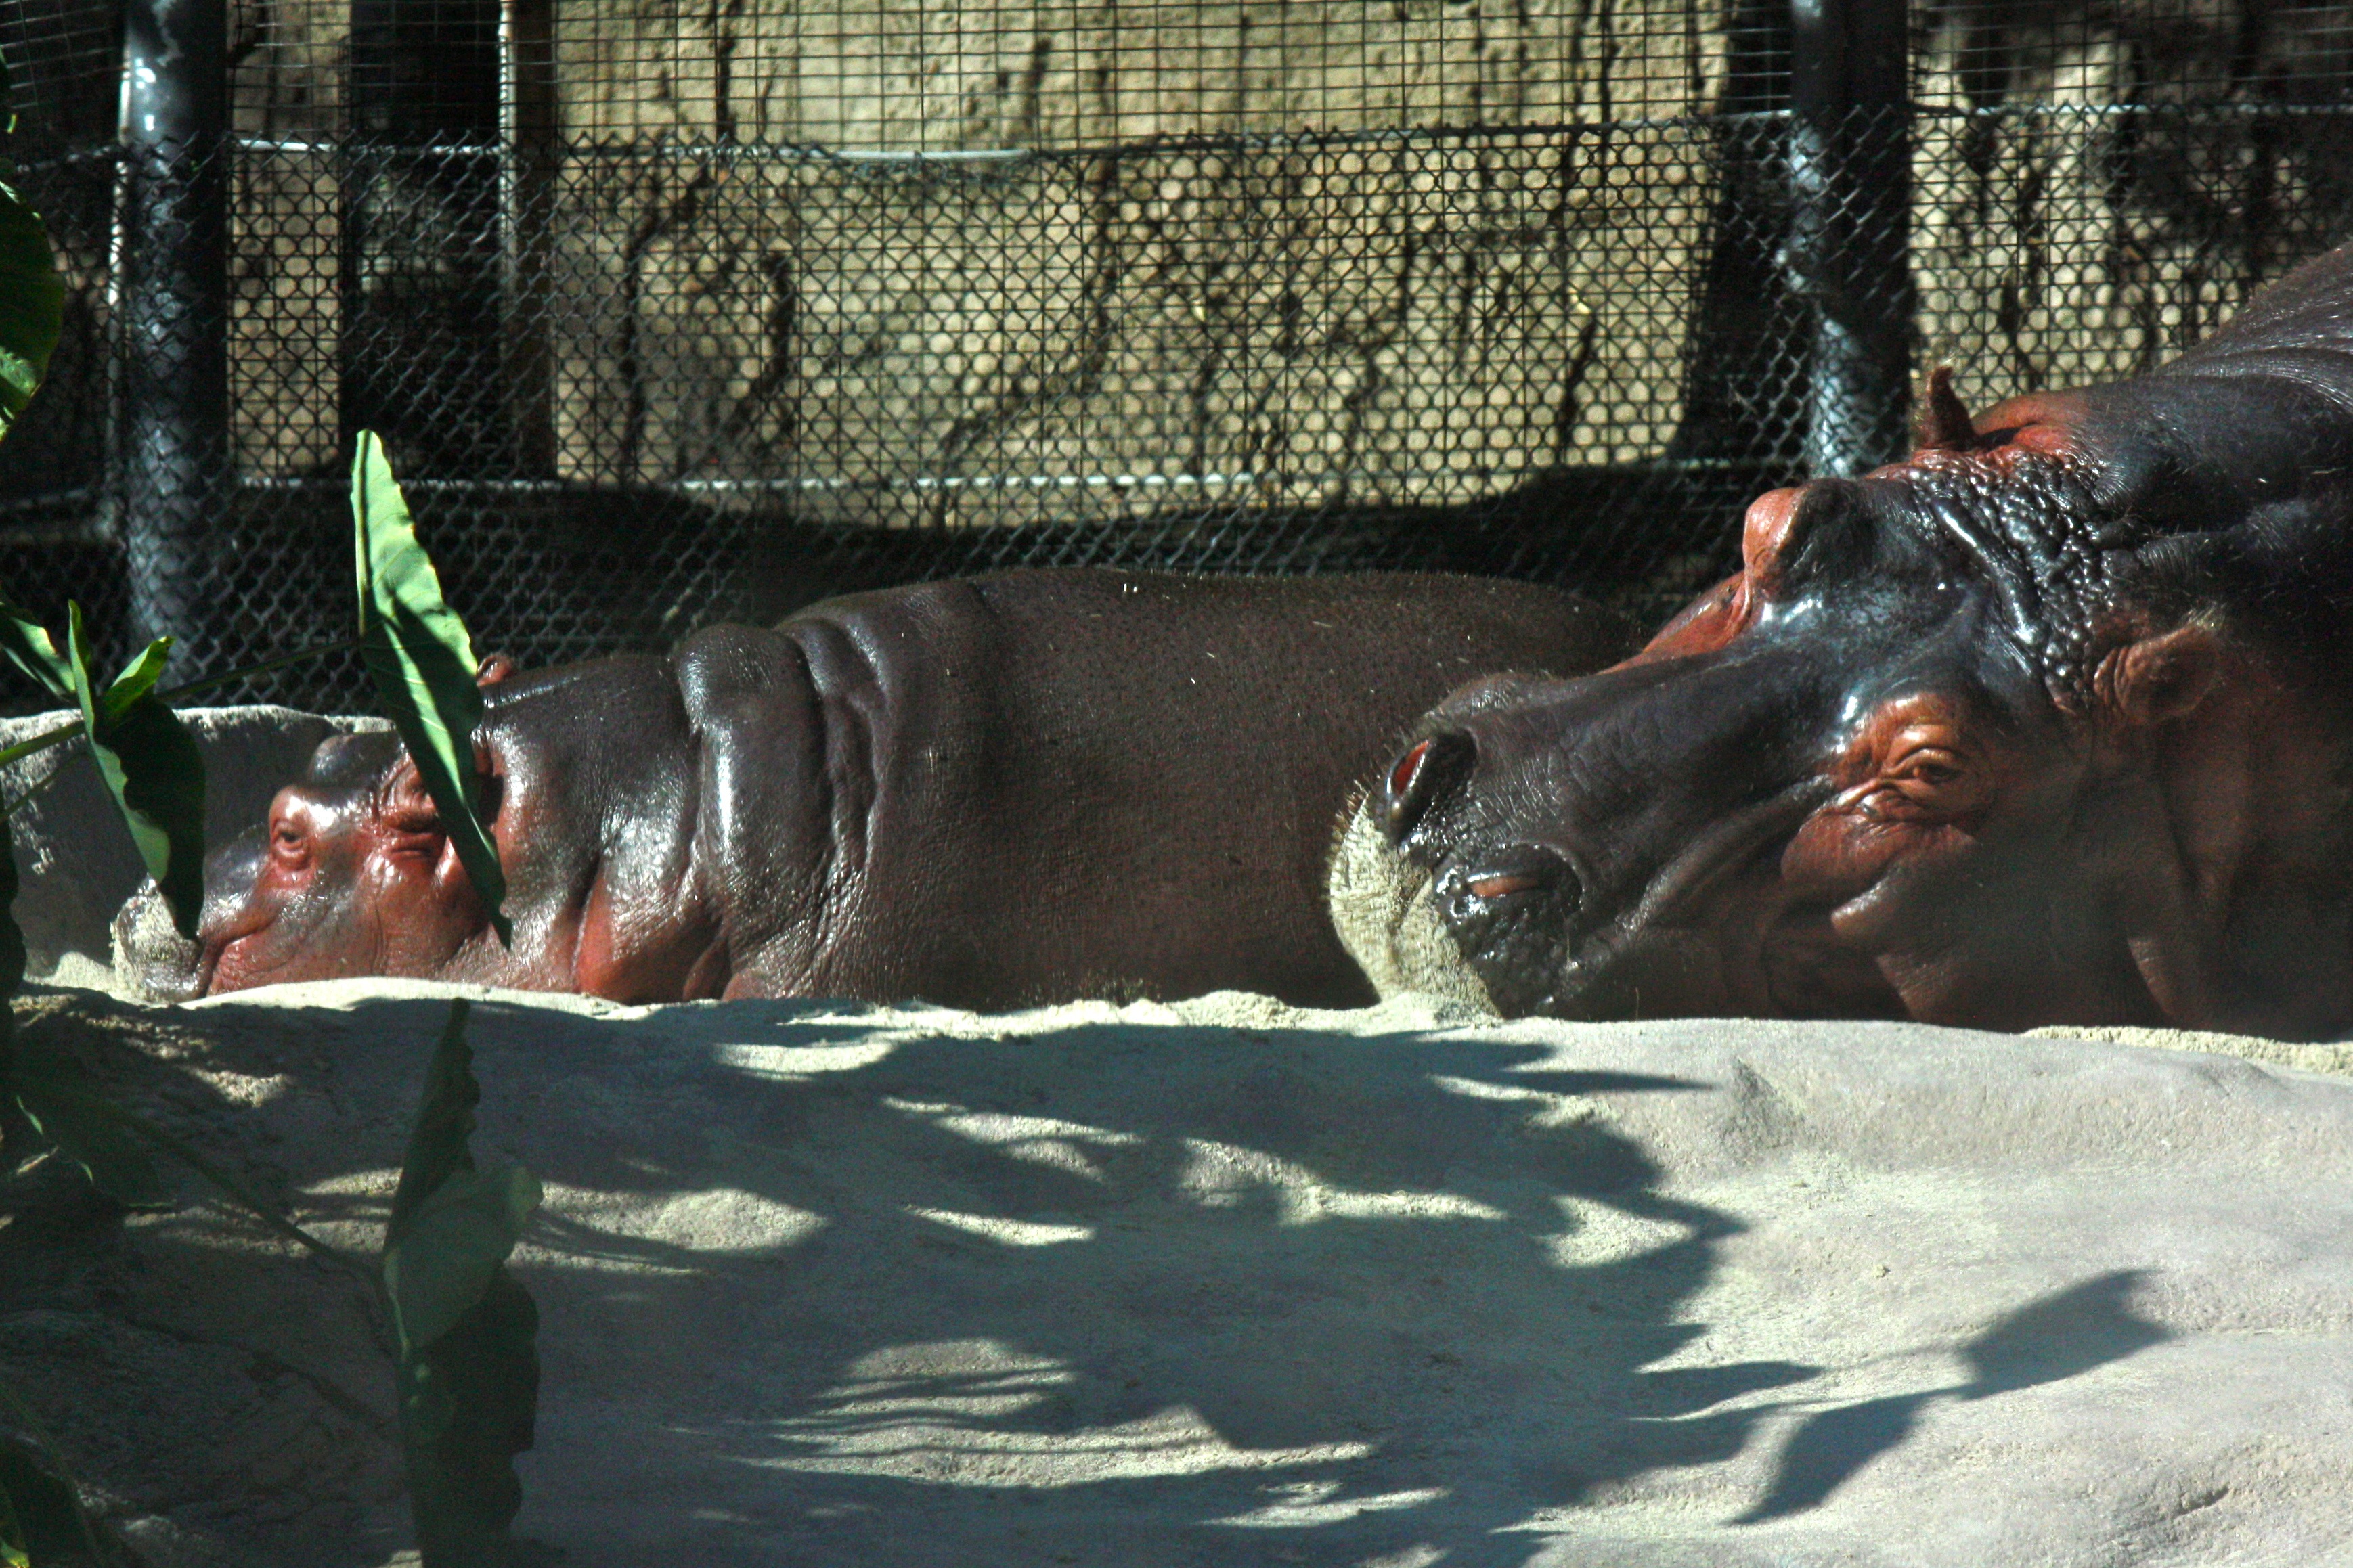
1732,1268,2169,1524
108,994,2175,1565
457,999,1792,1567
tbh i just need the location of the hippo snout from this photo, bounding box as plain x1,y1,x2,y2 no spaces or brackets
112,827,271,1002
112,879,202,1001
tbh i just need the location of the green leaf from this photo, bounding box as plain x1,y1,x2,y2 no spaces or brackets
0,49,63,447
352,432,509,945
8,1039,173,1210
100,637,172,722
67,608,205,940
382,1002,540,1563
389,1001,484,1241
384,1163,541,1354
0,591,68,700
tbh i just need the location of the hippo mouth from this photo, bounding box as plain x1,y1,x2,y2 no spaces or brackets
111,880,211,1002
1369,779,1904,1021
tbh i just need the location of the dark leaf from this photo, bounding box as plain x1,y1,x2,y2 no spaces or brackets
389,1000,482,1241
383,1002,540,1564
0,805,24,1000
397,1272,539,1565
0,1481,24,1568
353,434,509,943
67,610,205,940
0,47,62,447
0,1378,112,1567
0,1444,81,1567
8,1039,173,1210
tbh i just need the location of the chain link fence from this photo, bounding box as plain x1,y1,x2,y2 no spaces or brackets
0,0,2349,708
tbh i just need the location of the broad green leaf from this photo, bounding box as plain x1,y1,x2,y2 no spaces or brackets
384,1163,540,1354
68,607,205,939
0,591,68,700
353,432,509,944
382,1002,540,1562
385,1002,541,1353
101,636,172,722
0,49,63,447
9,1039,173,1209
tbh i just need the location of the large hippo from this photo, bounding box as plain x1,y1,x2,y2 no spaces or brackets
118,569,1629,1009
1337,241,2353,1039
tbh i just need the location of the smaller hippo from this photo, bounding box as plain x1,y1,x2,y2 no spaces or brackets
118,569,1629,1010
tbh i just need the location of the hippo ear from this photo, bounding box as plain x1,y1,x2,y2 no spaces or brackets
1637,483,1855,660
2095,624,2222,728
1914,366,1978,453
475,654,518,686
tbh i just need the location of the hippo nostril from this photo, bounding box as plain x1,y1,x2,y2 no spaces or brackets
1447,846,1579,916
1380,730,1475,841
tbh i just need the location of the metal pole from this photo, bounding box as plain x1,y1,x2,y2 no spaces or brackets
119,0,231,658
1787,0,1913,478
502,0,558,477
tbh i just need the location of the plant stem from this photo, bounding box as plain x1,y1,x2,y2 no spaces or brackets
153,637,364,704
0,636,365,776
0,766,64,819
36,1083,374,1279
0,722,79,773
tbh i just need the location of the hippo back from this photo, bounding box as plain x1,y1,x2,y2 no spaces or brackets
709,569,1632,1009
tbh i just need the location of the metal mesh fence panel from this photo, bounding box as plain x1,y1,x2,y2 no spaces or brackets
0,0,2348,709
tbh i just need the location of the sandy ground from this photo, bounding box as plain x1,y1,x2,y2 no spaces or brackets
7,978,2353,1567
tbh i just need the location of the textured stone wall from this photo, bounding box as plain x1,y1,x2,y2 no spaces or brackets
166,0,2353,520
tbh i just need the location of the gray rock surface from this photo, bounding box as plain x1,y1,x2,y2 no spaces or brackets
6,981,2353,1565
0,707,382,981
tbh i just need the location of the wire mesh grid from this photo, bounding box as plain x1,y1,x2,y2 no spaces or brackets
0,0,2349,709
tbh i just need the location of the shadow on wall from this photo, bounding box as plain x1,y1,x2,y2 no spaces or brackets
127,998,2170,1565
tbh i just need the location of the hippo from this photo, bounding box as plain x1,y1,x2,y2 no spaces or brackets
117,569,1630,1009
1336,240,2353,1039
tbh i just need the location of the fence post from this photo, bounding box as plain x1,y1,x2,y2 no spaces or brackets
119,0,232,660
502,0,558,476
343,0,505,472
1787,0,1912,478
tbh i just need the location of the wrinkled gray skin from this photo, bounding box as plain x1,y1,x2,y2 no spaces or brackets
118,569,1629,1009
1340,240,2353,1039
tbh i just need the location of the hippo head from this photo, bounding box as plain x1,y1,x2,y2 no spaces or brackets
1338,376,2353,1036
116,727,501,999
116,650,716,1002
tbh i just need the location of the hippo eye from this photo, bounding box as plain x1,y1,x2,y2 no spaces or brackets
1872,746,1985,818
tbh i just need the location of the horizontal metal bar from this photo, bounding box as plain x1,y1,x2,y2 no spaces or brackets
232,137,506,156
223,462,1756,499
29,97,2353,179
